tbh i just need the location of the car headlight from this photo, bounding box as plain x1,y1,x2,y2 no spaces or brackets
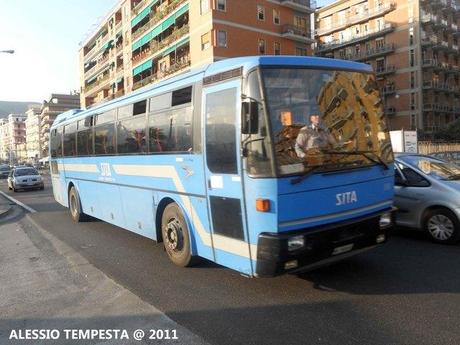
288,235,305,252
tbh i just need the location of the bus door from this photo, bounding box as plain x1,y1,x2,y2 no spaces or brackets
203,80,252,275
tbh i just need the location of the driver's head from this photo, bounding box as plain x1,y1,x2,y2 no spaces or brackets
310,114,320,126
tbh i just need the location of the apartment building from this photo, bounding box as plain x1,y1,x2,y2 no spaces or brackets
0,114,27,163
315,0,460,133
25,106,42,161
79,0,316,108
39,94,80,157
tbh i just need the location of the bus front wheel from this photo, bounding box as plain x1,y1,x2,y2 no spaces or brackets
161,203,197,267
69,187,89,223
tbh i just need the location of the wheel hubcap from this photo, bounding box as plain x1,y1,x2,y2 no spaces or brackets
428,214,454,241
165,218,183,251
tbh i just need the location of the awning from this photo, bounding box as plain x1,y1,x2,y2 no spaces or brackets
162,15,175,31
131,4,189,52
175,3,189,18
162,37,190,57
86,75,98,84
102,40,113,50
131,5,151,27
133,59,152,76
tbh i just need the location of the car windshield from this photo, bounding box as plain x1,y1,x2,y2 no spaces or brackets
0,165,9,171
261,68,393,176
14,168,38,176
401,155,460,180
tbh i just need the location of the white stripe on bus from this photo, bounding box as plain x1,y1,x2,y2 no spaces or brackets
112,164,257,259
63,164,99,173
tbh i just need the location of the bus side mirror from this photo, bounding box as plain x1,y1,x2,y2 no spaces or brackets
242,101,259,134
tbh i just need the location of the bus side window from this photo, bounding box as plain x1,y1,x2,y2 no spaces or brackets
148,107,192,153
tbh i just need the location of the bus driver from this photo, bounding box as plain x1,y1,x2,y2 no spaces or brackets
294,114,337,158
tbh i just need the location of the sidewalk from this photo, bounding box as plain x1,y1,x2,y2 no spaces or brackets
0,199,208,345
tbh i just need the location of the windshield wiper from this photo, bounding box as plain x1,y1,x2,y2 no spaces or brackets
323,150,389,170
290,165,322,185
446,174,460,180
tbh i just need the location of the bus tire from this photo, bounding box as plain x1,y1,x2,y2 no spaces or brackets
69,187,89,223
161,203,198,267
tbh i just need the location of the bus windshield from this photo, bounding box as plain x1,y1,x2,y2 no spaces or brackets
261,68,393,176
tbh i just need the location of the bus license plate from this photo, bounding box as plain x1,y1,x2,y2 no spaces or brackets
332,243,354,256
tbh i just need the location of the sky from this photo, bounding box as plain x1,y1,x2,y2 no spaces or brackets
0,0,335,103
0,0,117,103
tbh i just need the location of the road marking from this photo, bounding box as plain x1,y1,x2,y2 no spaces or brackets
0,191,37,213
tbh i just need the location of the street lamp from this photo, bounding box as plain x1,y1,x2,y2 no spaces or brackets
0,50,14,54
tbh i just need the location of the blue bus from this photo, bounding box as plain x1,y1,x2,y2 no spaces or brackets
50,56,395,277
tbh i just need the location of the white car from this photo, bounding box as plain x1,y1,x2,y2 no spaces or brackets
7,167,44,192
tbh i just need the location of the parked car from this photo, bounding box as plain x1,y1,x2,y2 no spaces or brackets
0,164,9,179
394,153,460,244
430,151,460,166
7,167,44,192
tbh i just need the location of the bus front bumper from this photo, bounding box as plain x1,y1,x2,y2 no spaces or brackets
255,208,396,277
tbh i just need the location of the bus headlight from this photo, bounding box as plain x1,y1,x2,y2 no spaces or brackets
379,212,392,229
288,235,305,252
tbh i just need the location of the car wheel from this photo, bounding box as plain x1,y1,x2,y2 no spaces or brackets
161,203,198,267
40,186,44,190
423,208,460,244
69,187,89,222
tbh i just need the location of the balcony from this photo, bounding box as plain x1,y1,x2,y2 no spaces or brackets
316,3,396,37
348,43,396,61
423,103,446,112
316,23,395,53
278,0,315,13
380,84,396,95
423,80,456,92
131,0,147,15
432,40,450,51
132,55,190,91
376,65,397,77
84,74,111,94
132,24,189,65
281,25,313,43
131,0,187,42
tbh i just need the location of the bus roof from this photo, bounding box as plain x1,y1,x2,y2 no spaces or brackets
53,56,372,128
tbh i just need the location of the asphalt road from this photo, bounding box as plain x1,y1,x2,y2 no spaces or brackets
2,176,460,345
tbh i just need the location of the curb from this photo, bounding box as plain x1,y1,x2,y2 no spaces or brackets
0,191,37,213
0,205,12,219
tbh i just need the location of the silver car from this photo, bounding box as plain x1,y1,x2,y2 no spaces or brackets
394,153,460,244
7,167,44,192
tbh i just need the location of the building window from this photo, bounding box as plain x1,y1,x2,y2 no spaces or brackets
273,9,280,25
410,93,416,110
411,114,416,130
257,5,265,21
201,32,211,50
296,47,307,56
410,49,415,67
200,0,209,14
274,42,281,55
217,0,226,11
410,72,416,88
376,58,385,72
258,39,266,54
294,16,308,30
339,49,345,58
217,30,227,47
376,38,384,48
409,27,414,45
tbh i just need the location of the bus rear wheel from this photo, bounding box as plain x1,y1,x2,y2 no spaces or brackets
161,203,197,267
69,187,89,223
